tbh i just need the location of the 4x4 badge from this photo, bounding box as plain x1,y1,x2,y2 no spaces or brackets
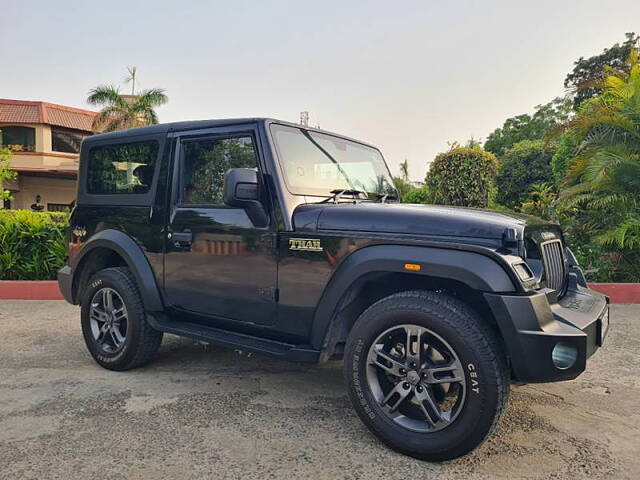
289,238,322,252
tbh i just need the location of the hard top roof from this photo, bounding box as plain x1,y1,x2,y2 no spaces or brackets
82,118,378,150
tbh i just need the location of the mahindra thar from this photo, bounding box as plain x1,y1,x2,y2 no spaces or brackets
58,118,610,461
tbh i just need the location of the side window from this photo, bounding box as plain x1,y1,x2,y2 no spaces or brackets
87,141,158,194
180,136,257,205
0,126,36,152
52,127,87,154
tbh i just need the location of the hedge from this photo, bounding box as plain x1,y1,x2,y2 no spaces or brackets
0,210,68,280
425,146,498,208
402,187,432,204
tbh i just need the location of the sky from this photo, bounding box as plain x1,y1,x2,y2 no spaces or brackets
2,0,639,180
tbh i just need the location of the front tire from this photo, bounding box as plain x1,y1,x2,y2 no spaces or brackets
344,290,509,461
81,267,163,371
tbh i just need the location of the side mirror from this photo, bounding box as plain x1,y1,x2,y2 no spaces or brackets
223,168,268,227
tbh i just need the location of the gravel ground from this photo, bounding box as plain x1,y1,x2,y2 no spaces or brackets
0,301,638,479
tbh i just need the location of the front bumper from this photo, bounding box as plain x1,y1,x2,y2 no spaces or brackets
485,277,609,383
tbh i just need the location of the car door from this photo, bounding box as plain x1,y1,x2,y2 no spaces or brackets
163,125,277,325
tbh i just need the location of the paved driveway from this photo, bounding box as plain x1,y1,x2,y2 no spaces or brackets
0,301,638,479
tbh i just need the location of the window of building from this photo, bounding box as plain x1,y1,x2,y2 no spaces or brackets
180,136,258,205
47,203,71,212
87,141,158,195
52,127,87,154
0,126,36,152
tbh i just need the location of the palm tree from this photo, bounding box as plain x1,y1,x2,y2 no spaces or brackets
124,66,138,95
399,159,410,181
87,70,168,132
521,182,557,220
558,49,640,250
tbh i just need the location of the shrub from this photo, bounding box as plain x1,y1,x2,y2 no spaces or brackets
393,176,414,199
0,210,69,280
425,146,497,208
402,187,431,204
495,139,554,208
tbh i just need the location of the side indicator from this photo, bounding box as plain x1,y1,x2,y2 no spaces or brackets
404,263,421,272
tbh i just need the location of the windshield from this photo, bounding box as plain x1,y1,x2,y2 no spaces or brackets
270,124,397,198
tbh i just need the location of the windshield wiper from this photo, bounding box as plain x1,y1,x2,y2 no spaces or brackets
320,189,368,203
301,131,360,192
375,193,398,203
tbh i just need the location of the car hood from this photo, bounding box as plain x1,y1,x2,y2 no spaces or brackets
293,202,562,241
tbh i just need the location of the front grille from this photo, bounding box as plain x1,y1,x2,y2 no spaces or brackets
541,239,566,291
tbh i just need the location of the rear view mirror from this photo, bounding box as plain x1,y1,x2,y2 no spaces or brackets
223,168,268,227
224,168,259,203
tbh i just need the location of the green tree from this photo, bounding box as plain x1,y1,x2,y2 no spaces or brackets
550,130,581,187
87,68,168,132
557,50,640,262
0,147,17,206
520,182,557,220
484,98,572,157
495,140,554,208
564,32,639,110
425,146,497,208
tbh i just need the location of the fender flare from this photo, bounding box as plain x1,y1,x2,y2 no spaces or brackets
72,229,164,311
310,244,517,350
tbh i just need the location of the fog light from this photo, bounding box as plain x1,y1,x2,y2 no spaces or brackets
552,342,578,370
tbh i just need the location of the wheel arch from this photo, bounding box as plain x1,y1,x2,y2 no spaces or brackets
71,229,164,311
312,245,515,359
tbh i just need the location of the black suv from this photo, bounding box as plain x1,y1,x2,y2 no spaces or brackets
58,118,610,461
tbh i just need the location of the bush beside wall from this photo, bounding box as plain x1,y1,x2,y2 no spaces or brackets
0,210,68,280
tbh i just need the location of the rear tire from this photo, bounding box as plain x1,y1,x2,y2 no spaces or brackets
81,267,163,371
344,290,509,461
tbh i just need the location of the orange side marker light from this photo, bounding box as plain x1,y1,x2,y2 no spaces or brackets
404,263,421,271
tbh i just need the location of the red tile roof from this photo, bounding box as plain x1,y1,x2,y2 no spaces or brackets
0,98,96,132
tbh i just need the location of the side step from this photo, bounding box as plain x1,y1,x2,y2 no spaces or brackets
147,314,320,363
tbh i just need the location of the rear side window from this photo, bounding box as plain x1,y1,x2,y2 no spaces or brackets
87,141,158,194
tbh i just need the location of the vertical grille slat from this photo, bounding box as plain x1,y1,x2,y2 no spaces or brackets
541,240,566,291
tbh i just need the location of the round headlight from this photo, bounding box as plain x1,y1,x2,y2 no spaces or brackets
552,342,578,370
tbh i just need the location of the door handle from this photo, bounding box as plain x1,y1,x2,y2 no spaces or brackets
172,231,193,246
